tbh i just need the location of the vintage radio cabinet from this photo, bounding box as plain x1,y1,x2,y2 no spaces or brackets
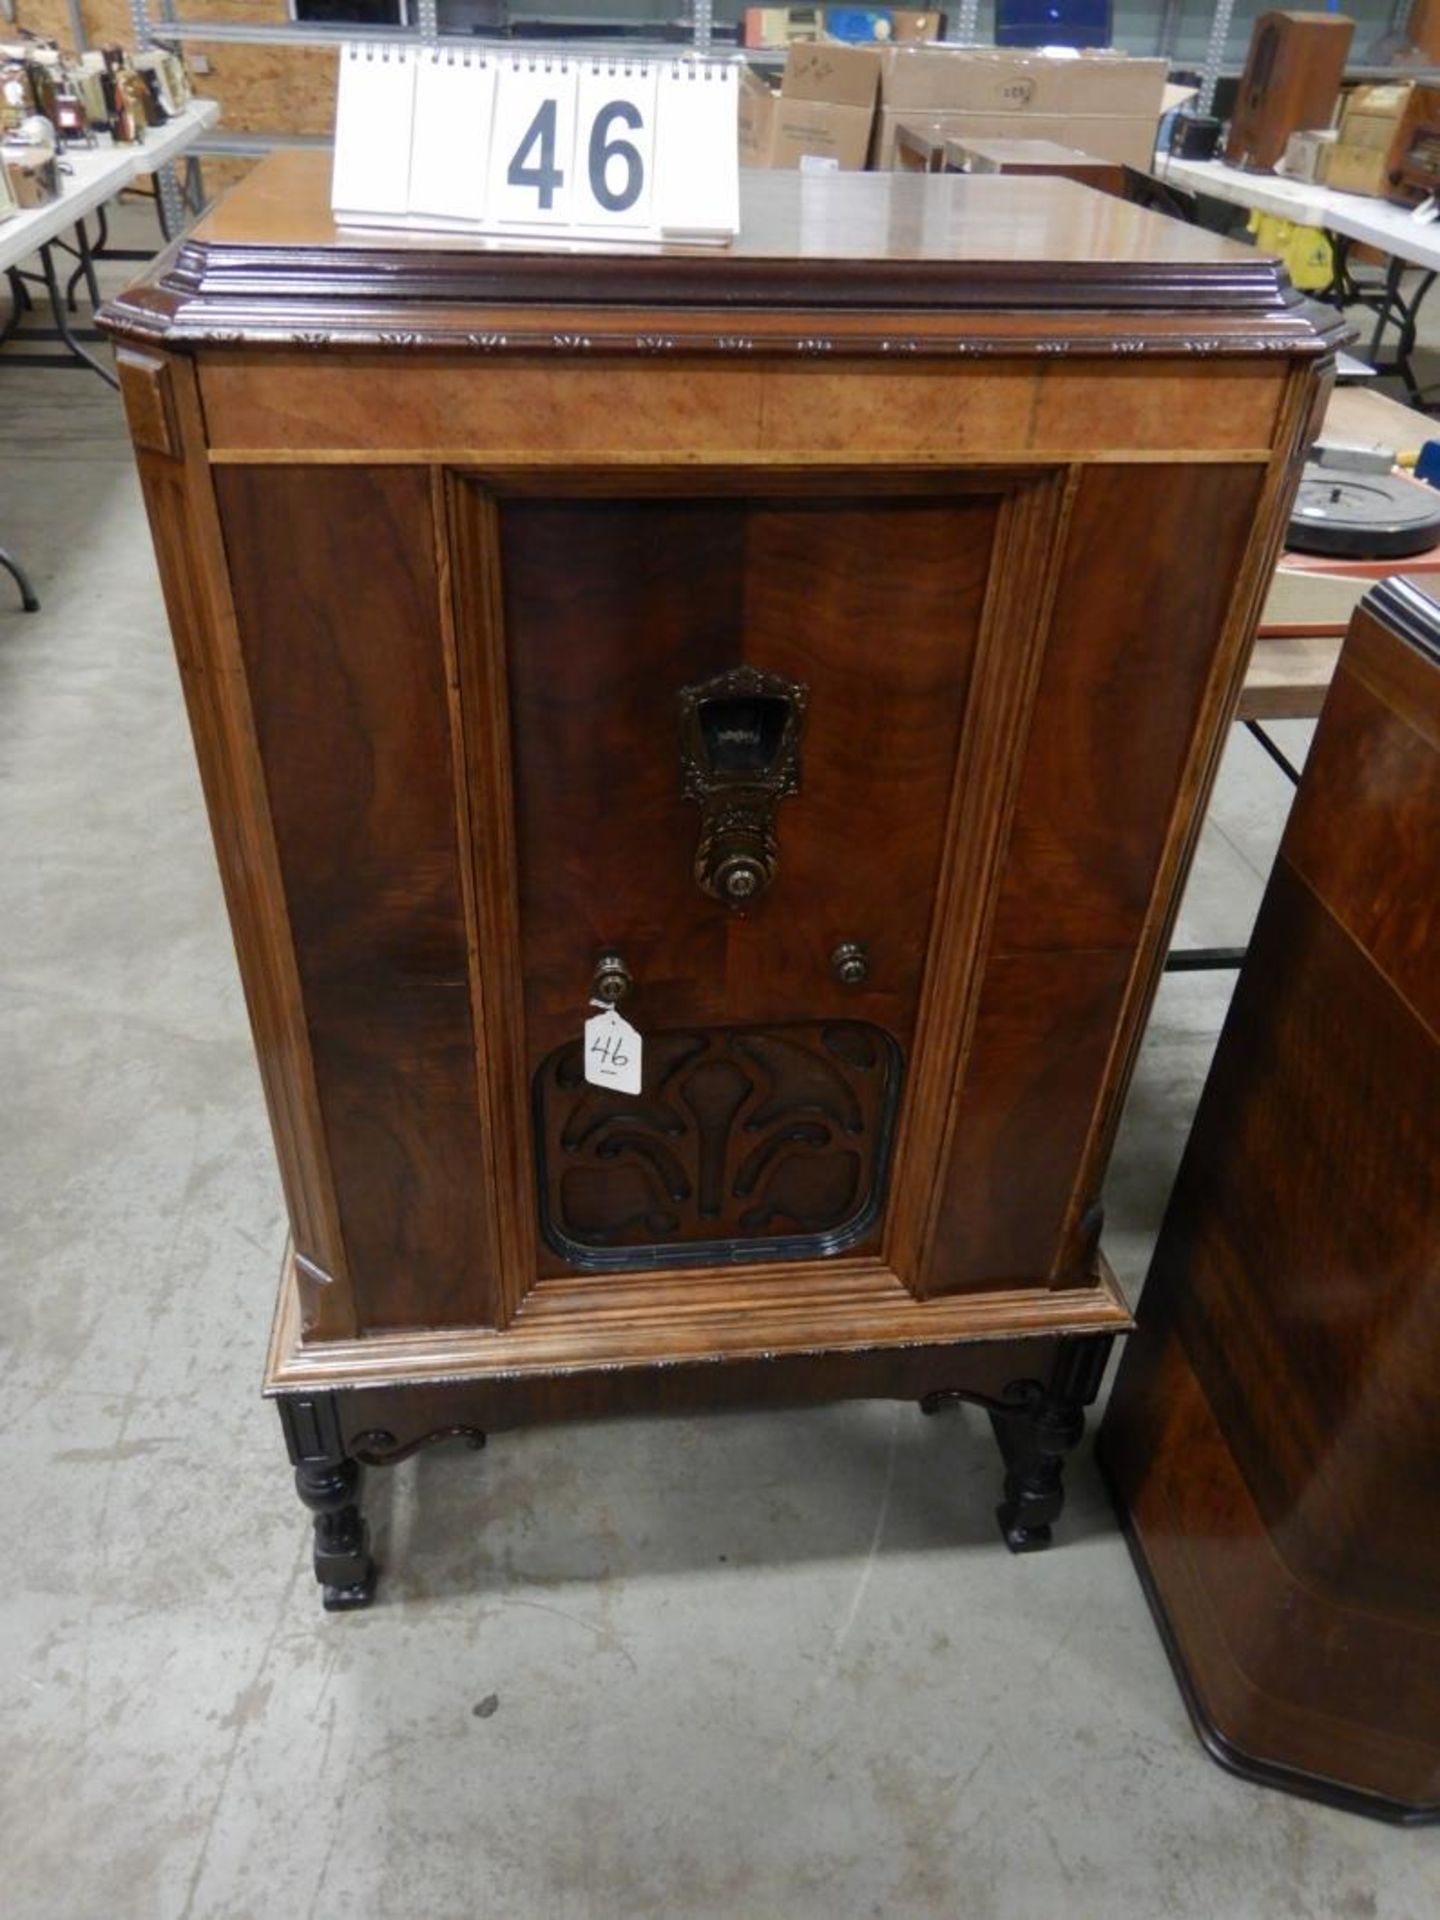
103,156,1338,1610
1224,10,1355,173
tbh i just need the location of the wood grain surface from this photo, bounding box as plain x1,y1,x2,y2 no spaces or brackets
215,465,503,1331
1101,579,1440,1822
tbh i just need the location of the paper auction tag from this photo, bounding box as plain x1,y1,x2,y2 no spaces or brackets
583,1007,643,1096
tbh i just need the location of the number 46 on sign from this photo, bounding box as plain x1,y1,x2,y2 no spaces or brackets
332,45,740,245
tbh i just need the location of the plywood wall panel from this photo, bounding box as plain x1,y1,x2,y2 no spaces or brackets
15,0,339,141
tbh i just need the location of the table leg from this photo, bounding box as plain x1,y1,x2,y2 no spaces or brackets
62,216,104,315
1342,251,1438,408
1164,720,1302,974
153,163,188,242
1394,268,1437,409
36,240,118,388
1,547,41,613
2,267,31,346
80,200,158,271
183,153,208,217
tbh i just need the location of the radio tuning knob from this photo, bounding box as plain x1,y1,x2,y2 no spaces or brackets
831,940,868,987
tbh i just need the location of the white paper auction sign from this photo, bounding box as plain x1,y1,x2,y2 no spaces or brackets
332,44,740,245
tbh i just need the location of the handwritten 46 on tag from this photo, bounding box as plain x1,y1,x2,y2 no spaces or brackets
584,1008,643,1096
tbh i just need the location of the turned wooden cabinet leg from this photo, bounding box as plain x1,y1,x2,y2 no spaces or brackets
277,1392,376,1612
919,1333,1116,1553
991,1335,1114,1553
991,1396,1082,1552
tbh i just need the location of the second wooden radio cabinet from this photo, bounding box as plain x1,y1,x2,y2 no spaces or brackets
103,156,1338,1609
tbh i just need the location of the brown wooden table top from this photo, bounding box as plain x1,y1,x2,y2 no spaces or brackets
188,147,1273,293
103,146,1347,360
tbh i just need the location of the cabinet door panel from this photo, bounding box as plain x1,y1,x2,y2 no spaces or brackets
491,478,999,1273
499,486,997,1056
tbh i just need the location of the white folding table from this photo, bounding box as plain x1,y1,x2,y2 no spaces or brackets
1,101,221,387
2,102,221,608
1162,152,1440,402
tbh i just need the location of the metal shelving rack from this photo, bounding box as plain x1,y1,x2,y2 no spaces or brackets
127,1,722,55
85,0,1432,192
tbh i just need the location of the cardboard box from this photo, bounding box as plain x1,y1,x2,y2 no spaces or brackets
739,43,881,170
738,66,779,163
1321,83,1412,198
785,41,886,104
878,45,1168,119
873,105,1159,171
743,70,876,172
1323,142,1391,196
1278,126,1337,183
1338,83,1411,151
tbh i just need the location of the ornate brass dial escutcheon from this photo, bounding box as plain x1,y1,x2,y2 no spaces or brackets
678,664,807,909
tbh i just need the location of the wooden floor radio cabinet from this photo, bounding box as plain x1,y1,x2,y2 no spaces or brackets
104,156,1337,1609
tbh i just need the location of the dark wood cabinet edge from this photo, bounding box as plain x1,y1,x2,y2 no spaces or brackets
128,357,359,1340
97,281,1350,359
1362,574,1440,669
94,226,1350,361
116,226,1328,308
262,1240,1133,1394
299,1341,1103,1440
1095,1439,1440,1828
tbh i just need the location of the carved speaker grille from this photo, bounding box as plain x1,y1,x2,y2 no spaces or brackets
533,1021,902,1270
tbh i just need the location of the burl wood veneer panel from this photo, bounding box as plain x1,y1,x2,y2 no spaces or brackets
197,358,1285,462
214,464,500,1332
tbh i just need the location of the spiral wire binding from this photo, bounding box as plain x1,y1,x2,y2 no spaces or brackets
346,40,732,83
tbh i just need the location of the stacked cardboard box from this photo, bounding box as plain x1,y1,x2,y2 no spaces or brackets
740,44,1169,174
871,45,1169,170
739,42,882,169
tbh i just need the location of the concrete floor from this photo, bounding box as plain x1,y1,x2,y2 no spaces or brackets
3,232,1438,1919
